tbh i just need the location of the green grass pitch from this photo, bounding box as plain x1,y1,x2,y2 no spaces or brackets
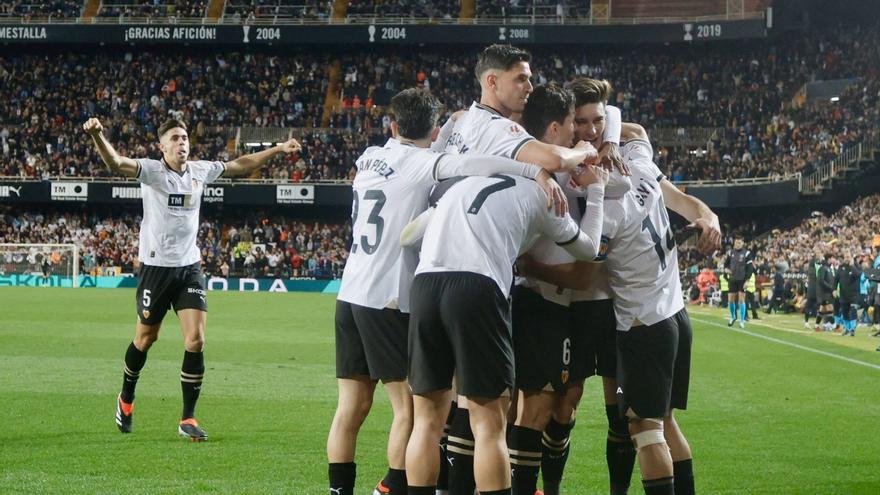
1,287,879,494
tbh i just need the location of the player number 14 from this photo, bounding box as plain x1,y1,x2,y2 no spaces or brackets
641,216,675,270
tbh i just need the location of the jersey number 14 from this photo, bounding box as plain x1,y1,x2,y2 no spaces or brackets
641,215,675,270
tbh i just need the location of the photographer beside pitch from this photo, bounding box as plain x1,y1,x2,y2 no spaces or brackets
84,116,301,441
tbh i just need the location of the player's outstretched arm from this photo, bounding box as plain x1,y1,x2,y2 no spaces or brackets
516,139,600,173
659,179,721,255
82,118,139,177
224,138,302,177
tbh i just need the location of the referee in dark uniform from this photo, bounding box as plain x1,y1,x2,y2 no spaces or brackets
724,237,753,328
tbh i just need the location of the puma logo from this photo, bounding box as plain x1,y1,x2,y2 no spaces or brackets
330,488,343,495
446,456,454,466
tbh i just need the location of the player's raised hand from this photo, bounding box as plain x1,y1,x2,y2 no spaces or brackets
83,118,104,136
573,140,600,165
536,169,568,217
689,217,722,255
277,138,302,154
599,141,630,176
573,164,610,188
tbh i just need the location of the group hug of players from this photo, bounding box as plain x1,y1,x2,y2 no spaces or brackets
329,45,722,495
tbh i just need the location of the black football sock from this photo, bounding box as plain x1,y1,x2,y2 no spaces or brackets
180,350,204,420
643,476,675,495
380,468,407,494
673,459,695,495
508,425,542,495
120,342,147,404
541,417,574,493
606,405,636,495
329,462,356,495
447,407,476,495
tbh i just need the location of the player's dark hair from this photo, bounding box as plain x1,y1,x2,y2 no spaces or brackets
158,119,187,138
475,44,532,80
390,88,443,140
521,83,574,139
570,78,614,107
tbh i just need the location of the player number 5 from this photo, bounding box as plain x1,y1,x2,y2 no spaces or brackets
142,289,151,308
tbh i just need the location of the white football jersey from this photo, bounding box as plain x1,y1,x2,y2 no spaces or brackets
432,102,535,158
416,175,581,299
592,139,684,330
136,158,225,267
565,174,613,302
337,139,446,312
516,170,576,307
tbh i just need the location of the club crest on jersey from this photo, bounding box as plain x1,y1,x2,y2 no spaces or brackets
594,235,610,261
142,309,151,319
507,124,524,136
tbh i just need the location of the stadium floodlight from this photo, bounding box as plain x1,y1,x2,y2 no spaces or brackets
830,96,840,102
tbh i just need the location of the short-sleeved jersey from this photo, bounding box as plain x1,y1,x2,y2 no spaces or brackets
433,102,535,159
593,139,684,330
136,158,225,267
416,174,580,299
337,139,447,313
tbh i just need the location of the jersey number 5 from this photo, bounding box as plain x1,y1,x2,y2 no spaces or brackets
351,190,386,255
467,175,515,214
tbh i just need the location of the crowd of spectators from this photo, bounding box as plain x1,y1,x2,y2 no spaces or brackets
98,0,208,18
347,0,458,20
1,27,879,182
223,0,330,22
0,1,81,18
0,208,352,280
0,49,332,178
679,194,880,295
754,193,880,277
476,1,590,20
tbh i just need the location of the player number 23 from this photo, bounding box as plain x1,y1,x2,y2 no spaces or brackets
352,190,387,255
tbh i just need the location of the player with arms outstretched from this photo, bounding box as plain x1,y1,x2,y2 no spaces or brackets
84,117,301,441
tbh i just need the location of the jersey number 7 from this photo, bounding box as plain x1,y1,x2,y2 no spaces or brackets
467,175,515,215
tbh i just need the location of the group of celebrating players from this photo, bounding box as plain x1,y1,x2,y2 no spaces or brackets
330,44,721,495
83,43,722,495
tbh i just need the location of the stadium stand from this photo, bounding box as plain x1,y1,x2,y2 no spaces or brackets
223,0,331,22
0,207,351,279
0,1,82,18
97,1,209,18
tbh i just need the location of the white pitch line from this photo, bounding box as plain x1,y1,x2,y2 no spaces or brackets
689,316,880,371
